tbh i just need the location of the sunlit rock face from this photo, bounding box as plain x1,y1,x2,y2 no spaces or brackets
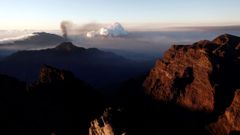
144,34,240,112
89,108,115,135
89,107,127,135
89,119,114,135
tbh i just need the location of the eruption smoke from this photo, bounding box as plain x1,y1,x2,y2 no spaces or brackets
60,21,73,40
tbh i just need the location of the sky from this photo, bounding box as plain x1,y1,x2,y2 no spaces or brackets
0,0,240,30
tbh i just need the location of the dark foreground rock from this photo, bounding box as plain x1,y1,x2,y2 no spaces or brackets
0,65,104,135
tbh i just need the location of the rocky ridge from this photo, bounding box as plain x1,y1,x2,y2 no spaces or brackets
143,34,240,112
208,90,240,135
143,34,240,135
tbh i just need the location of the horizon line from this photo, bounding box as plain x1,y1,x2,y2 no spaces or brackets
1,24,240,31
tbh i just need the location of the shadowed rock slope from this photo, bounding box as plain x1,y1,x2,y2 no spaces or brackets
208,89,240,135
0,65,104,135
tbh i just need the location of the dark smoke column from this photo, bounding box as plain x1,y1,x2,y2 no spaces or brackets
60,21,69,41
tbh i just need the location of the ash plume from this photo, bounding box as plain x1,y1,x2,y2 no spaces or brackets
78,23,103,33
60,21,73,40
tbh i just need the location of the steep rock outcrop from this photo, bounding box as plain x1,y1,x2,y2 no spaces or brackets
89,107,115,135
208,90,240,135
89,107,126,135
143,34,240,112
144,41,216,112
89,119,114,135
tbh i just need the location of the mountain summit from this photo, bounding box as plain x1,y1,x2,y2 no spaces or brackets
54,42,84,51
212,33,240,45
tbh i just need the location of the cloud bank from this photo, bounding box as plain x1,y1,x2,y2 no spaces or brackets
87,22,128,38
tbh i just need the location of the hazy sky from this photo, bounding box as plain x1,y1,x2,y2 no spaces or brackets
0,0,240,30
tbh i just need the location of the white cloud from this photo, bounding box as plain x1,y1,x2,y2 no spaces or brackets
86,31,98,38
86,22,128,38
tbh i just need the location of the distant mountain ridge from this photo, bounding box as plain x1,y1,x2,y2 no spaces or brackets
0,32,66,56
0,32,65,46
0,42,149,88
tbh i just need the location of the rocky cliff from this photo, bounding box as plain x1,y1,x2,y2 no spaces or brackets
208,90,240,135
89,107,115,135
89,107,127,135
144,34,240,112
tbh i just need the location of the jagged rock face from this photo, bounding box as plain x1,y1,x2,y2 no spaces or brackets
208,90,240,135
89,107,126,135
89,108,115,135
144,42,215,112
89,119,114,135
39,64,74,83
144,34,240,112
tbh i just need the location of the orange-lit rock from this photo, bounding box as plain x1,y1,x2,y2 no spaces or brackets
144,34,240,112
